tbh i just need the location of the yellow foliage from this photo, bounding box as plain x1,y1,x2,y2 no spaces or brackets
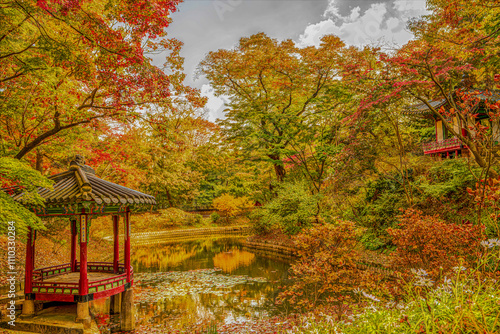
212,194,252,220
213,249,255,273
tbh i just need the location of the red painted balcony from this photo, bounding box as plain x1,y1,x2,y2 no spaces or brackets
31,262,132,302
422,137,462,154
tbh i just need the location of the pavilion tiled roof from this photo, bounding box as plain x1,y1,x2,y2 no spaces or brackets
403,99,447,116
7,160,156,206
404,89,500,116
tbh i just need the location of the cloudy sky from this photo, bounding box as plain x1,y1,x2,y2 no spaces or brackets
161,0,428,121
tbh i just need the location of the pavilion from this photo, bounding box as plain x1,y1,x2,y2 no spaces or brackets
4,156,156,330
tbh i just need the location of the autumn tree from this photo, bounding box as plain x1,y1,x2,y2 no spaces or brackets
0,157,52,233
1,0,204,161
140,106,216,207
212,193,252,223
199,33,349,184
360,0,500,175
0,0,205,230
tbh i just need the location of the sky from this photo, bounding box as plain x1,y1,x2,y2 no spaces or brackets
160,0,429,121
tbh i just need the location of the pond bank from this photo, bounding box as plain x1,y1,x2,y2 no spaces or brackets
104,225,252,245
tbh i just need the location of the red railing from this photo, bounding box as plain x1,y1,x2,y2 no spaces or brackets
31,262,132,296
34,263,72,281
89,273,128,290
423,137,462,154
77,262,125,273
32,280,79,289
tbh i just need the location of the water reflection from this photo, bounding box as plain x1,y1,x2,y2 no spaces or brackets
213,249,255,273
93,237,289,333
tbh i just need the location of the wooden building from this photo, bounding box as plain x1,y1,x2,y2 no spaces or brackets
4,156,156,330
408,90,500,159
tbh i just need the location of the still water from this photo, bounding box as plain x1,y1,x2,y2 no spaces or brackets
92,236,290,333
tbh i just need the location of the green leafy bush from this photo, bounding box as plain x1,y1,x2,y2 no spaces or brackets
248,209,274,235
210,212,220,223
416,159,480,200
256,182,320,235
194,214,203,225
359,229,385,251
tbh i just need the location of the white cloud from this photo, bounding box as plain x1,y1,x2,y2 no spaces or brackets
349,7,361,22
323,0,341,19
394,0,428,15
298,1,428,48
201,84,227,122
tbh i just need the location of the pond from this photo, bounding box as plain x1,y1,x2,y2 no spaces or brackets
91,236,291,333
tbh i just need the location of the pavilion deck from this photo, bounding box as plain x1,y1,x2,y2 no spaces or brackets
31,262,131,301
42,272,117,284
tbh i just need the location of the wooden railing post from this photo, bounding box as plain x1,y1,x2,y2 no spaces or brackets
113,215,119,274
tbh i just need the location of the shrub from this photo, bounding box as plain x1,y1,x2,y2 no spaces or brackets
258,181,320,235
133,208,196,230
194,214,203,225
210,212,220,223
388,209,484,279
359,229,385,251
248,209,274,235
277,220,379,312
159,208,192,227
212,194,252,223
467,176,500,238
310,255,500,333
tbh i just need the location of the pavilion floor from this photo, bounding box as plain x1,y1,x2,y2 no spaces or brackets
40,272,117,283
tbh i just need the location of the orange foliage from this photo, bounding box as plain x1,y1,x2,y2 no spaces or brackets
467,177,500,237
277,221,378,312
388,209,484,279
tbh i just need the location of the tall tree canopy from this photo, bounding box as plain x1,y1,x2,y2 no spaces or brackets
0,0,205,160
199,33,350,185
0,0,206,231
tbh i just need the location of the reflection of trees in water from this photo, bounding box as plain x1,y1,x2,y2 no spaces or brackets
136,294,203,328
117,237,288,331
135,285,275,330
133,238,248,271
213,249,255,273
134,244,198,270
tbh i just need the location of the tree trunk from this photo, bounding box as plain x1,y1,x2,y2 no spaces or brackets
268,154,286,182
35,151,43,173
165,189,174,207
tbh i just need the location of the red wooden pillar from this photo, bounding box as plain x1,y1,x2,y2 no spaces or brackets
79,214,89,296
113,215,119,273
70,220,77,272
124,211,131,282
31,230,36,271
24,228,33,294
